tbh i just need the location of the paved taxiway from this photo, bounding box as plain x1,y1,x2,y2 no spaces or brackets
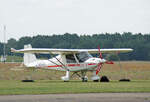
0,93,150,102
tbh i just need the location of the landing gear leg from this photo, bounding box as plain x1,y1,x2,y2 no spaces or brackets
82,76,88,82
81,71,88,82
71,71,88,82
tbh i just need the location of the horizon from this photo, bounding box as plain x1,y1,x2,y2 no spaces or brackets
1,32,150,43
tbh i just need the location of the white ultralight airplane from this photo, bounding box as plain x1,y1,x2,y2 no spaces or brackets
11,44,133,82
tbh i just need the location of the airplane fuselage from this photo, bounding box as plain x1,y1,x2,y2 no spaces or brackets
26,57,100,72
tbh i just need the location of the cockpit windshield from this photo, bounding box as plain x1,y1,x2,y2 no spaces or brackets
66,51,92,63
76,51,92,62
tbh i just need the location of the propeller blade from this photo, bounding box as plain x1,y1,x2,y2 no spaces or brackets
105,61,114,64
98,46,103,59
96,63,103,75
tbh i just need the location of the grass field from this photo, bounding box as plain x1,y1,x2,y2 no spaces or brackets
0,61,150,80
0,80,150,95
0,61,150,95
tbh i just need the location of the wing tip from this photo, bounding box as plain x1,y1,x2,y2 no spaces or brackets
129,48,134,52
11,48,16,52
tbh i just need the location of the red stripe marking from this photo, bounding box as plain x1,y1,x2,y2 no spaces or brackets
47,63,96,68
88,63,96,65
68,64,80,67
48,65,62,67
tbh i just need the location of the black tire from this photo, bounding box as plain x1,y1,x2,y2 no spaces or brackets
82,78,88,82
119,79,130,82
93,80,99,82
100,76,109,82
64,81,69,82
22,80,34,82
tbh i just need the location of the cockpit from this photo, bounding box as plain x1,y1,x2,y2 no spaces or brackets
66,51,92,63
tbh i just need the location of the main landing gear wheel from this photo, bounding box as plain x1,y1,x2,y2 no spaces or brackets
82,77,88,82
64,81,69,82
71,71,88,82
80,71,88,82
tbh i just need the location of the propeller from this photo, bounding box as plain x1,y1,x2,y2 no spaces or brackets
96,63,103,75
98,46,103,59
95,45,103,75
95,45,114,75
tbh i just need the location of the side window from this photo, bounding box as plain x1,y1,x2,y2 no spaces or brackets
66,54,76,63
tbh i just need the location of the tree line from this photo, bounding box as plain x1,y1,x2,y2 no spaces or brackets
0,32,150,61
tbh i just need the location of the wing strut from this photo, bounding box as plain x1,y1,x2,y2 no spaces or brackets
48,59,60,67
55,57,69,71
49,53,69,71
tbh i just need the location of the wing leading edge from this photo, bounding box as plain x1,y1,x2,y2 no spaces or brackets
11,48,133,54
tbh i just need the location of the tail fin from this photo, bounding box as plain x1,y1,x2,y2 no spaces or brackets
24,44,37,66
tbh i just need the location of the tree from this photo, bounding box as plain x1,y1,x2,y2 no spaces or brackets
2,32,150,61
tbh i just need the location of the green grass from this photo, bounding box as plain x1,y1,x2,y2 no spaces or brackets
0,80,150,95
0,62,150,95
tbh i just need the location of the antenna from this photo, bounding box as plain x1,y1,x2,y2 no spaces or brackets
3,25,6,63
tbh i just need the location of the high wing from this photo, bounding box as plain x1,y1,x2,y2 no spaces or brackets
11,48,133,54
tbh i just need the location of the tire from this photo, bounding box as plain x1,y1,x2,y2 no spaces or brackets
100,76,109,82
82,78,88,82
93,80,99,82
22,80,34,82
